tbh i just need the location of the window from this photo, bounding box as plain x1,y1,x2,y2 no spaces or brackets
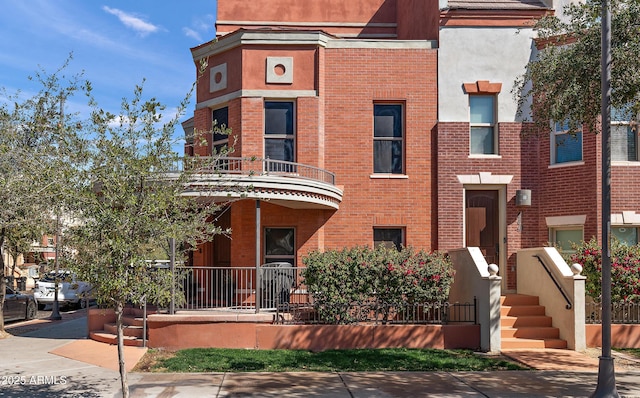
264,228,295,266
264,101,295,166
373,104,403,174
470,96,497,155
550,227,583,253
612,107,638,161
212,107,230,155
612,226,638,246
374,228,404,250
552,121,582,164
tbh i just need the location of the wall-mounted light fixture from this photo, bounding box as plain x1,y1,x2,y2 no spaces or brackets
515,189,532,232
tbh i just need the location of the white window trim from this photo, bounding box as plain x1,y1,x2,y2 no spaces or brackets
373,102,405,174
545,215,587,227
469,95,498,155
369,174,409,179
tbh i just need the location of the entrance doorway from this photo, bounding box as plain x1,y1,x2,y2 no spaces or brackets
465,190,499,265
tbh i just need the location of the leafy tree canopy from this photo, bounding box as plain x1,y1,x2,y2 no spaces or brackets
514,0,640,135
65,82,228,309
0,59,88,333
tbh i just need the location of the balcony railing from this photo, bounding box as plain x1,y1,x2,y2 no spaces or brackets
171,156,336,186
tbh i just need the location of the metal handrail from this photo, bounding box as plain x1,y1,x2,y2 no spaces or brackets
533,254,572,309
141,295,147,348
170,156,336,185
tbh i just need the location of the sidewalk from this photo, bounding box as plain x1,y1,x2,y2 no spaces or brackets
2,315,640,397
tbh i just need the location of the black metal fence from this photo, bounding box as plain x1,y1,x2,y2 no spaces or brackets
275,299,477,326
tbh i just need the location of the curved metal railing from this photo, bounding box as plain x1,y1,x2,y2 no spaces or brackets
171,156,336,185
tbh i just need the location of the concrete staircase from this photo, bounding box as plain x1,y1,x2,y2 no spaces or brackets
89,306,153,347
501,294,567,349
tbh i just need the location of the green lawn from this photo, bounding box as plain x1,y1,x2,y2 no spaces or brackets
141,348,526,373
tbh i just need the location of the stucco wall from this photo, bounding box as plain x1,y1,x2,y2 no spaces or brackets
146,319,480,351
438,26,535,123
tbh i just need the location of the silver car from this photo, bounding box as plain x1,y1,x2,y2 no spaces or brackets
33,271,92,309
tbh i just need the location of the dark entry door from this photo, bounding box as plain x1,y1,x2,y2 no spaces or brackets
466,190,499,265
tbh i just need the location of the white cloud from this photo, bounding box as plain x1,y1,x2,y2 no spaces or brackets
183,14,214,42
183,27,202,42
102,6,160,37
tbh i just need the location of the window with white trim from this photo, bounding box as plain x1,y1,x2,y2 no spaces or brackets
469,95,497,155
264,101,295,167
374,228,404,250
551,120,582,164
373,104,404,174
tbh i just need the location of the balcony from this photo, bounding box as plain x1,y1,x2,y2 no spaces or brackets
170,157,343,210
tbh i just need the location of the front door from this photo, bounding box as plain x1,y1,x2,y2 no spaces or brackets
466,190,499,265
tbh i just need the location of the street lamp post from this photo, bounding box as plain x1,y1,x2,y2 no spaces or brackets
591,0,618,395
49,92,66,322
49,212,62,321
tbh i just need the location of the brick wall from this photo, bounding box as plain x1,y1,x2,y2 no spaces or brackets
193,45,438,267
321,47,437,250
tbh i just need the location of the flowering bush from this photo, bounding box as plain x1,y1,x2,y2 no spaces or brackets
301,246,455,324
568,238,640,302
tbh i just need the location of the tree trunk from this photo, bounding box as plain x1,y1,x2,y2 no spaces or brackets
116,300,129,398
1,234,7,335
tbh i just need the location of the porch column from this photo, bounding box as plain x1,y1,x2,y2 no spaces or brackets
255,199,261,313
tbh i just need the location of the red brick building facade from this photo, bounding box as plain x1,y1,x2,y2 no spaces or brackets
184,0,640,294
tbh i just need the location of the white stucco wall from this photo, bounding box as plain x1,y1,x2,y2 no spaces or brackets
438,27,537,123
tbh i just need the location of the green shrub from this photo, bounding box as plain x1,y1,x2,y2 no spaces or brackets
301,246,454,324
568,238,640,302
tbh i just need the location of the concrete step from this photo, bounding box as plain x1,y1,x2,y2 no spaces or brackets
123,306,156,318
104,323,145,338
501,326,560,339
501,337,568,349
501,305,547,317
501,315,553,328
89,331,145,347
122,315,145,327
501,294,539,306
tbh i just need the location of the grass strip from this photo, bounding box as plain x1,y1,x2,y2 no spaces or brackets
147,348,526,373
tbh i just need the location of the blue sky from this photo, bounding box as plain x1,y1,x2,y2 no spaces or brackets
0,0,217,153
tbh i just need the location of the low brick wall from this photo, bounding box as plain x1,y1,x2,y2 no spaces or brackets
87,308,116,332
586,324,640,348
145,314,480,351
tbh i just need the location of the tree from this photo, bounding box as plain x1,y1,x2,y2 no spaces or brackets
0,61,86,336
64,82,230,398
514,0,640,134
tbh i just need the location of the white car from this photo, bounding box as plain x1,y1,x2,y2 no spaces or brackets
33,271,92,309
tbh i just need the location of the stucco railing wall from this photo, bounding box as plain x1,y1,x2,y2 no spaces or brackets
448,247,502,353
516,247,586,350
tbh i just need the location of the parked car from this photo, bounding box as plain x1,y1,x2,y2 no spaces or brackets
3,287,38,322
33,271,92,309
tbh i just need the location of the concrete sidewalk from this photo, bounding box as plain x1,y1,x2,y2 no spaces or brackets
2,316,640,397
